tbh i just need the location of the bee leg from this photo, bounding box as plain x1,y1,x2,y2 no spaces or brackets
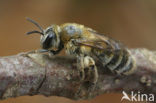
22,49,49,57
77,56,98,84
83,56,98,84
27,49,49,54
48,50,60,58
78,56,98,96
77,56,85,81
37,49,49,53
49,50,61,55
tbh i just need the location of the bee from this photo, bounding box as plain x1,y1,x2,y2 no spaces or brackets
26,18,136,84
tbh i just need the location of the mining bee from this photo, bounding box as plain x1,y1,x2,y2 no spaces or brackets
26,18,136,84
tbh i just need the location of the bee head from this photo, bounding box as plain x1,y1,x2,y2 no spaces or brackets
26,18,61,50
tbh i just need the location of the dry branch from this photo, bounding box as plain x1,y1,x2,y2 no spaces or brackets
0,48,156,100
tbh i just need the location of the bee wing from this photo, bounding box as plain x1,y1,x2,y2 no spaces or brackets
76,31,125,50
89,30,125,49
76,39,116,65
76,40,112,50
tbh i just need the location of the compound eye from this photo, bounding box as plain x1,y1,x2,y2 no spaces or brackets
42,32,56,49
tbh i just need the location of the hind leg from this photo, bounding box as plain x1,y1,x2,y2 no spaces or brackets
77,55,98,84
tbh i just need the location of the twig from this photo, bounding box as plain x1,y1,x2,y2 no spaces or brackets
0,48,156,101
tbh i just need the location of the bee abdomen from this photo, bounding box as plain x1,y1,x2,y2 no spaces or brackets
115,51,134,74
97,50,114,66
106,49,134,75
106,50,123,71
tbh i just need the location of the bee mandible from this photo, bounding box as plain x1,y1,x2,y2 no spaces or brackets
26,18,136,84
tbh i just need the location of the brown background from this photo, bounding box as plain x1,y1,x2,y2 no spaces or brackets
0,0,156,103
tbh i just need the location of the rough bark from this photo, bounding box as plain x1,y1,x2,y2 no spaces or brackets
0,48,156,101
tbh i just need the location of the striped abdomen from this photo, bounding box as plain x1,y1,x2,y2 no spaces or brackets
96,49,135,75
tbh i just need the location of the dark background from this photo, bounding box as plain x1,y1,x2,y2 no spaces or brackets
0,0,156,103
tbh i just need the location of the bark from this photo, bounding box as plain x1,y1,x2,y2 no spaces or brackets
0,48,156,100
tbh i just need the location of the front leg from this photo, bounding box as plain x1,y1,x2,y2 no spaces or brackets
26,49,49,55
77,55,98,84
27,49,59,55
28,41,64,56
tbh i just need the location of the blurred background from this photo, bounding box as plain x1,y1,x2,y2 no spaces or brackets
0,0,156,103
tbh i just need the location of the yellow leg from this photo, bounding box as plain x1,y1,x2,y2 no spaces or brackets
77,56,98,84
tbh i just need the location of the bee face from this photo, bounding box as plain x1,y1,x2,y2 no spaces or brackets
26,18,61,50
40,27,57,49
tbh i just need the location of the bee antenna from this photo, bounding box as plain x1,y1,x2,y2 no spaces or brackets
26,30,44,35
26,17,44,33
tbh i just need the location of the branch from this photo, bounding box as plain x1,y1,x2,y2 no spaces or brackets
0,48,156,100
